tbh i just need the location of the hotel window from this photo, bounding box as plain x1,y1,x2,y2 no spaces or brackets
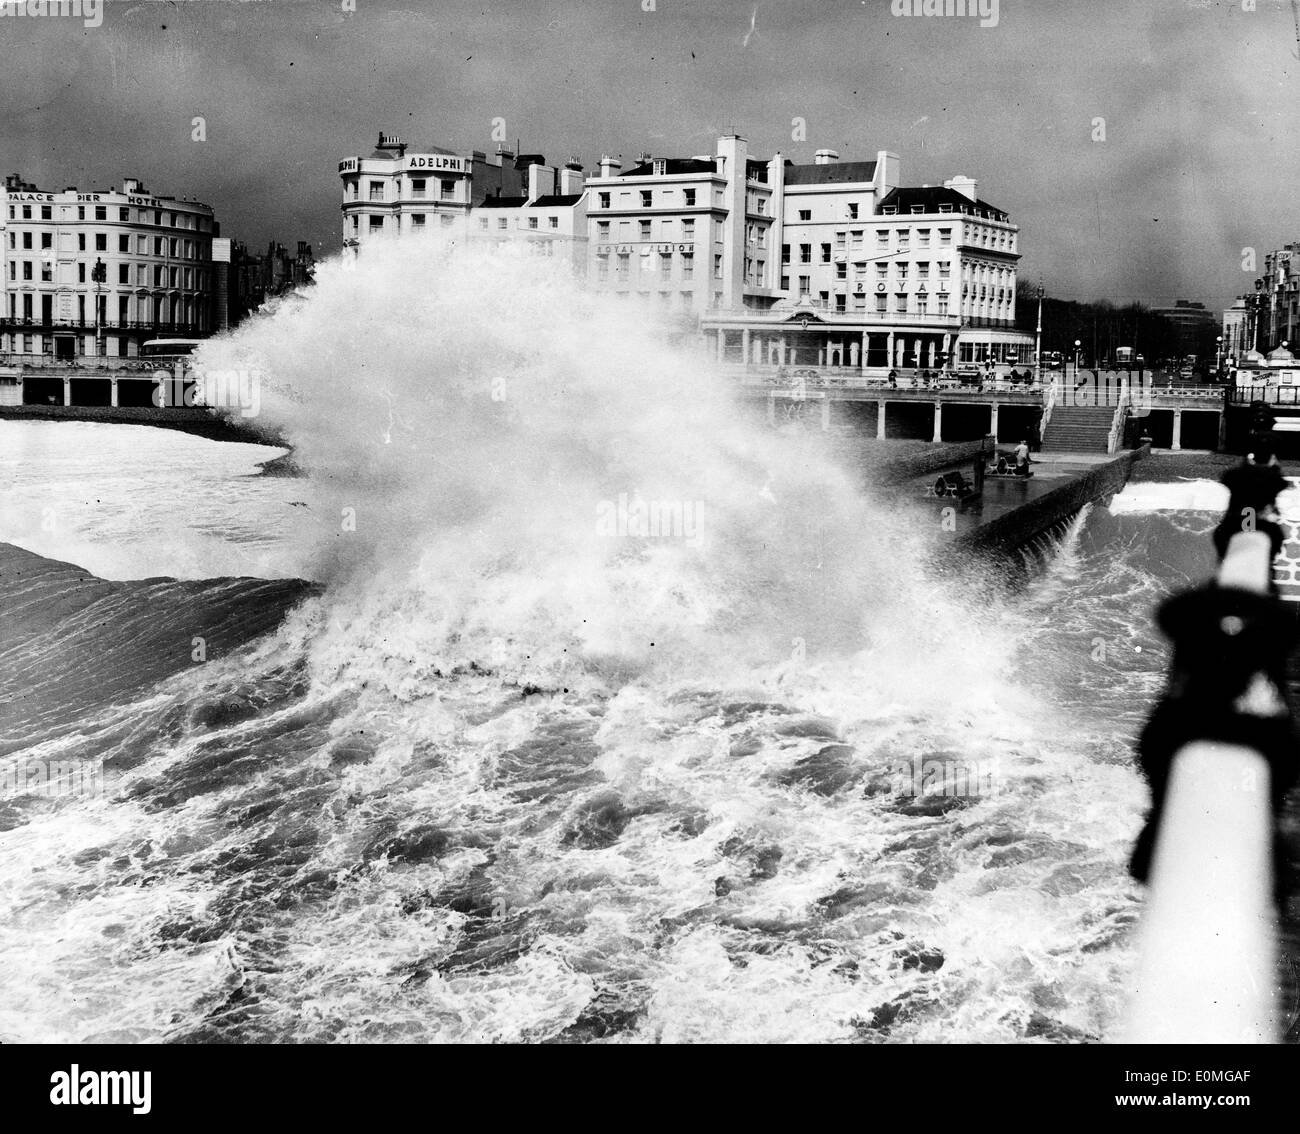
848,202,859,220
497,218,508,230
876,294,887,313
640,191,652,208
835,231,846,252
781,243,790,264
850,231,864,254
548,217,558,229
895,292,907,311
155,238,164,255
616,253,630,280
714,254,723,280
938,262,951,279
41,261,52,282
835,295,846,313
118,264,129,284
137,264,147,285
411,178,427,198
821,243,831,263
680,290,692,304
21,232,32,249
597,221,610,242
918,229,931,248
898,229,910,249
836,263,847,280
876,263,888,280
917,295,928,314
368,181,384,201
683,189,696,207
441,215,454,228
798,209,811,221
528,217,538,229
120,207,129,221
412,214,426,228
799,243,811,264
597,258,610,282
682,253,694,280
169,239,178,257
95,206,106,221
440,180,455,200
599,192,610,208
798,275,810,297
137,236,147,253
897,263,908,280
22,205,31,219
756,199,766,215
917,262,930,280
780,275,789,290
640,220,652,240
41,204,52,220
937,295,949,315
118,235,129,253
819,291,829,308
350,216,359,233
170,267,179,286
369,216,383,230
682,218,694,239
169,213,177,228
876,230,889,249
79,234,87,251
95,234,107,251
479,217,489,230
154,210,162,225
660,252,672,278
77,263,85,282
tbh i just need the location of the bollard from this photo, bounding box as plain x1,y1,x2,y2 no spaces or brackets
1123,529,1296,1043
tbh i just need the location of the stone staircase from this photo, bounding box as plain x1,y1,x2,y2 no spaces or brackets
1040,404,1116,453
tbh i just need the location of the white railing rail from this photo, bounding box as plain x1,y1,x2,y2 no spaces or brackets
1123,530,1281,1044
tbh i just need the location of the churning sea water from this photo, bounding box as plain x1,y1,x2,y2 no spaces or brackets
0,236,1245,1043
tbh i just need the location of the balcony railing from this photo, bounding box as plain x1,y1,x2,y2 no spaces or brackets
0,319,206,335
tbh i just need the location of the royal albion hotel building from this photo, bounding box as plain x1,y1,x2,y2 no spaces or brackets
1,173,217,365
343,131,1032,374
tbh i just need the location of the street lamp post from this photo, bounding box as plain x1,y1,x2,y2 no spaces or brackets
1074,339,1082,382
1035,282,1044,386
92,257,106,359
1216,335,1223,381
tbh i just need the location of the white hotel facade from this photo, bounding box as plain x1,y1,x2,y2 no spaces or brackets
341,131,1033,373
1,173,217,364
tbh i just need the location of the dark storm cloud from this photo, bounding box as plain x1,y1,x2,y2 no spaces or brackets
3,0,1297,311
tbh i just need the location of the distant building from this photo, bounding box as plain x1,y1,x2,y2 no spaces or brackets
339,132,529,245
1260,243,1300,351
1222,297,1249,360
219,239,315,327
1150,299,1217,359
0,172,218,363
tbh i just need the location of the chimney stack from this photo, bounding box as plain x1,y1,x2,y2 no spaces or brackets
813,148,840,165
598,154,622,179
944,175,978,201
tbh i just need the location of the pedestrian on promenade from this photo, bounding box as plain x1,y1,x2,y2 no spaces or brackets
1014,439,1031,476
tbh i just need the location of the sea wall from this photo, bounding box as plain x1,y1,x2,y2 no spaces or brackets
956,444,1150,557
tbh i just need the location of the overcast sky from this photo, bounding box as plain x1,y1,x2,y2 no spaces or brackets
5,0,1298,310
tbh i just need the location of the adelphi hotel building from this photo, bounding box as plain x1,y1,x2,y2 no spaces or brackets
1,172,217,368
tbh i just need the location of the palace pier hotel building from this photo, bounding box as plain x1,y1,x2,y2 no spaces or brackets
2,173,217,364
341,131,1034,375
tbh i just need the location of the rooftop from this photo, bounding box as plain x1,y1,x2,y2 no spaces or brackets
784,160,878,186
878,186,1009,222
